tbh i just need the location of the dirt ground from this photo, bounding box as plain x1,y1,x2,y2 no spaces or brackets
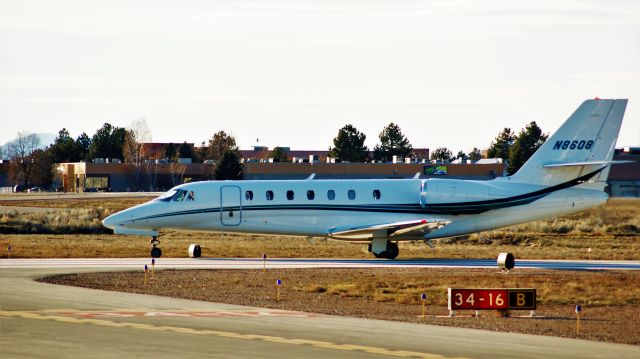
42,267,640,345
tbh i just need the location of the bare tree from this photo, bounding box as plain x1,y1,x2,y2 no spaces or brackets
169,162,187,186
144,160,160,191
7,132,41,187
123,118,152,191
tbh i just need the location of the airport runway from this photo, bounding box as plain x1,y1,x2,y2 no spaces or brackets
2,257,640,270
1,260,639,359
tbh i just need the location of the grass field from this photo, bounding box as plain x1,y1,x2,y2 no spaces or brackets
1,196,638,259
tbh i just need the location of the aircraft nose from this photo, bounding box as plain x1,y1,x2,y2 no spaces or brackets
102,213,120,229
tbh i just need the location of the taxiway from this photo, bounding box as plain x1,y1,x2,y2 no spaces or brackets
1,258,639,359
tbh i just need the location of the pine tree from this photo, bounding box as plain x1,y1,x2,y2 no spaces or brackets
177,142,195,160
206,131,238,163
164,143,177,161
270,147,288,162
88,123,126,160
214,150,243,180
328,124,369,162
373,123,413,162
487,128,515,162
51,128,77,163
75,133,91,161
508,122,548,175
430,147,453,162
468,147,482,163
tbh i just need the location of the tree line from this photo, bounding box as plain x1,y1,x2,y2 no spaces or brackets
2,120,244,189
2,119,547,189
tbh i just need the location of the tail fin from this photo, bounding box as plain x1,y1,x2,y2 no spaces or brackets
510,99,628,188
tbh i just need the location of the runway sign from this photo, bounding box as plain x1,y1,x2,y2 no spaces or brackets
448,288,536,310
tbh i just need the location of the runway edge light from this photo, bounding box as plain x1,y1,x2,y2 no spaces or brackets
276,279,282,302
421,293,427,319
143,265,148,285
575,305,582,333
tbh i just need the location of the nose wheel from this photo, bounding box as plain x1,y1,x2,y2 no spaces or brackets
150,237,162,258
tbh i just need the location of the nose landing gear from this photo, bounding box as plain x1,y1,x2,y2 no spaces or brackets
150,236,162,258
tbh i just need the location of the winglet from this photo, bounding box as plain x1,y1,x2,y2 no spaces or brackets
413,172,421,179
306,173,316,180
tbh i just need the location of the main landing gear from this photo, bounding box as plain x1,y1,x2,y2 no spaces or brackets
368,241,399,260
150,236,162,258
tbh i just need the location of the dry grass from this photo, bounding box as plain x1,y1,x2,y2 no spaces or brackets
42,268,640,344
2,231,639,260
0,197,154,213
0,208,112,234
1,198,638,259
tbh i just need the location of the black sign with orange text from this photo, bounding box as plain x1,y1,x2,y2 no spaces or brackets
448,288,536,310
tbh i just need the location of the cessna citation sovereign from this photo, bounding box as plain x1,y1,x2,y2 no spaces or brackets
103,99,629,259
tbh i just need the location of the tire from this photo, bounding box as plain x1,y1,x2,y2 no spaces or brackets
373,252,386,258
384,242,399,260
151,247,162,258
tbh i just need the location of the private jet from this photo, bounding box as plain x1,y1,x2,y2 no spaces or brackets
103,99,629,259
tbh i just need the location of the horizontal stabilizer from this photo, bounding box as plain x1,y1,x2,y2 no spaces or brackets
543,160,633,168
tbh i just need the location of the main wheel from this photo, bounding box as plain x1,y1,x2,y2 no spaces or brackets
384,242,399,260
151,247,162,258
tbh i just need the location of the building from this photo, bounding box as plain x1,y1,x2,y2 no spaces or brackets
5,146,637,196
608,147,640,197
54,162,206,192
243,162,504,180
239,147,431,163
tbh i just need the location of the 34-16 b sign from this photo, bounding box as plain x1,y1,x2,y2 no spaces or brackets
448,288,536,310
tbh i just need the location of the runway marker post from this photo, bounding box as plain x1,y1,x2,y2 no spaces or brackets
587,247,592,260
276,279,282,302
151,258,155,279
420,293,427,319
7,244,11,259
262,253,267,272
575,305,582,333
143,265,148,285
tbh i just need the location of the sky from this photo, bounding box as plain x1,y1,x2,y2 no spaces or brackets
1,0,639,153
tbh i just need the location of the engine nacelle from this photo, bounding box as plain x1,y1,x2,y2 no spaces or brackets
421,179,493,204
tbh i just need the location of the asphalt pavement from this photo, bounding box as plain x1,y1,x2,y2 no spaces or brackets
1,259,639,358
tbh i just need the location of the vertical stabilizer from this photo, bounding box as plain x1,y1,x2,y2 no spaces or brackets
509,99,627,188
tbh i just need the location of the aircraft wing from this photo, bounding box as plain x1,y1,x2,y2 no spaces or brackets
327,219,451,241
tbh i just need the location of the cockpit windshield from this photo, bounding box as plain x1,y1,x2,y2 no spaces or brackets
155,188,195,202
156,189,178,202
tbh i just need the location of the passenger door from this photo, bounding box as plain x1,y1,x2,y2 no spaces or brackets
220,186,242,226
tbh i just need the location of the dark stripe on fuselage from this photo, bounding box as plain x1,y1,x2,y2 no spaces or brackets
130,168,605,222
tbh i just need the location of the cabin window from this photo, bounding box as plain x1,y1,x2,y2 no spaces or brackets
307,190,315,200
266,190,274,201
287,190,295,200
348,190,356,200
173,190,187,202
327,190,335,200
373,189,381,200
187,191,195,201
245,190,254,201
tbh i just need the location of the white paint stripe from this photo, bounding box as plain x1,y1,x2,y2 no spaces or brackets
1,258,639,270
